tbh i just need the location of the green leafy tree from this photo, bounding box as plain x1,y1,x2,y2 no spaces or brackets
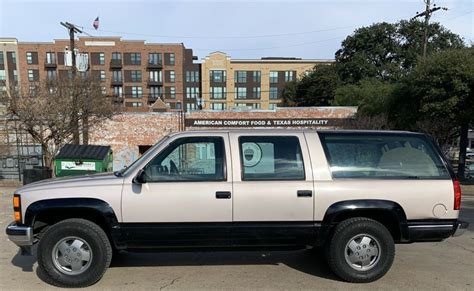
281,64,341,107
335,20,464,83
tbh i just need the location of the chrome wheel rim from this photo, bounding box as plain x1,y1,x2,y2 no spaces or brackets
344,234,381,271
52,236,93,275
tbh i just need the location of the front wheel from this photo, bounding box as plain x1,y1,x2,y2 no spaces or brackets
37,218,112,287
326,217,395,283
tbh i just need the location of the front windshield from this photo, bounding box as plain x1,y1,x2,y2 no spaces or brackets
117,135,170,177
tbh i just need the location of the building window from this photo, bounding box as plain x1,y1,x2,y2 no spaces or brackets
210,103,226,110
186,103,197,111
0,84,6,92
150,86,163,99
170,87,176,98
269,103,277,110
269,71,278,83
235,87,247,99
99,53,105,65
0,70,5,80
186,87,199,99
149,53,162,65
168,53,175,65
130,53,141,65
101,86,107,95
285,71,294,82
13,70,18,81
186,71,199,82
46,52,56,64
210,70,226,83
46,69,57,80
11,52,16,64
112,52,121,60
113,86,123,97
26,52,33,64
253,71,261,82
235,71,247,83
149,70,162,82
269,87,279,99
130,102,143,107
131,86,143,98
131,70,142,82
112,70,122,82
0,52,3,65
169,70,175,83
100,70,106,81
210,87,226,99
252,87,261,99
27,69,38,81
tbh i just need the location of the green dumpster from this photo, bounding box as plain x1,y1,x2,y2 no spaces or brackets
54,144,113,177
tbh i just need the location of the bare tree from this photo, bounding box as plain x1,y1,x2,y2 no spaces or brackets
2,76,116,169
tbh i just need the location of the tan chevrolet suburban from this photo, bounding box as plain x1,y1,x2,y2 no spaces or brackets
6,129,468,287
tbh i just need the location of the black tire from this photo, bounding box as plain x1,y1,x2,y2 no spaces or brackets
37,218,112,287
326,217,395,283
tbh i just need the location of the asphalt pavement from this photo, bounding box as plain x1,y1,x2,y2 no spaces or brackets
0,186,473,290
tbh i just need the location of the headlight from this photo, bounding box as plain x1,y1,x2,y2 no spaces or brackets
13,194,21,223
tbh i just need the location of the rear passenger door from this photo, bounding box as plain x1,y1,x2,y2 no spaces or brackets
229,133,314,245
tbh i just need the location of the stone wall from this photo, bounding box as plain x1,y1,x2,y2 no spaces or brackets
90,107,356,170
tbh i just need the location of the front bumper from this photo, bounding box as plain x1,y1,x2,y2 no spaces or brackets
6,222,34,247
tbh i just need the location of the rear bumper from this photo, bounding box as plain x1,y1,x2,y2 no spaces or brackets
5,222,34,247
407,220,469,242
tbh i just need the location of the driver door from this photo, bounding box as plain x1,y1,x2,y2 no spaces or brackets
121,133,233,247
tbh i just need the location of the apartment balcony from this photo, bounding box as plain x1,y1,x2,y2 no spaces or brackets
111,79,123,86
147,79,163,86
147,61,163,70
44,60,57,68
148,95,163,102
110,59,122,69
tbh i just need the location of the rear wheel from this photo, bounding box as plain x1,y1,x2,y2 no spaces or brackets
37,218,112,287
326,217,395,283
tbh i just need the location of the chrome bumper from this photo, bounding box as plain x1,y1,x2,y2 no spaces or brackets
5,222,34,246
452,221,469,237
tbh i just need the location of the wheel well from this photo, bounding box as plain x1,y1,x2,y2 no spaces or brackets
33,209,113,244
331,210,402,241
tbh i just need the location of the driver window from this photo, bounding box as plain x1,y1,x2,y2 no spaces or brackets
143,137,225,182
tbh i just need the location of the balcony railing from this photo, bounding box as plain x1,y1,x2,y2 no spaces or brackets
44,59,57,68
147,61,163,69
147,79,163,86
110,59,122,68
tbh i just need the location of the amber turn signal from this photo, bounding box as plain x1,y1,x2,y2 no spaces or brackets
13,196,20,208
14,211,21,222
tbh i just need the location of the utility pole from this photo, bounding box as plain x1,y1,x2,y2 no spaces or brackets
60,22,82,144
412,0,448,60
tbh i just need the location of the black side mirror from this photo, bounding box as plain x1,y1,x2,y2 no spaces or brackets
133,169,147,184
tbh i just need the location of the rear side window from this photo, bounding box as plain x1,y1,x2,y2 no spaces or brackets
239,136,305,181
319,133,449,179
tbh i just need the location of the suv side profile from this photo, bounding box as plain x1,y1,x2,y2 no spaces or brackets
6,130,468,287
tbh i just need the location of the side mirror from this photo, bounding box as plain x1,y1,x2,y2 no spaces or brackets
133,169,147,184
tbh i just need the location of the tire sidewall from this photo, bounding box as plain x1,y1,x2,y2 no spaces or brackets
37,220,111,287
329,219,395,282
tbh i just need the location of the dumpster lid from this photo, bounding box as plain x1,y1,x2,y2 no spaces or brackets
56,144,111,160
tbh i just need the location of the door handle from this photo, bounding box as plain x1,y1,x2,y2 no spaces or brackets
216,191,231,199
297,190,312,197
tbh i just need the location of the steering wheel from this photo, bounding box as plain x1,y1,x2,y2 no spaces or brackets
169,160,179,174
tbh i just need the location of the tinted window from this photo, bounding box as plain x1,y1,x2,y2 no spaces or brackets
319,133,449,179
239,136,305,181
144,137,225,182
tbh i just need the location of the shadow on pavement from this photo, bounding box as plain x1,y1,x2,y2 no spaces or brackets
110,249,340,281
10,246,37,272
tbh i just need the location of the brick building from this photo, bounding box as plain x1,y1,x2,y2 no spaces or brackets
200,52,333,110
16,37,200,112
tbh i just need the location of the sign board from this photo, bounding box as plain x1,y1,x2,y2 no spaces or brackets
60,161,96,171
185,118,349,128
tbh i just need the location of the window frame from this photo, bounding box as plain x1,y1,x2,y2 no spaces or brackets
238,135,306,181
142,136,227,183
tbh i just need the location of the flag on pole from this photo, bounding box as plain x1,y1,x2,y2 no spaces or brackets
92,17,99,30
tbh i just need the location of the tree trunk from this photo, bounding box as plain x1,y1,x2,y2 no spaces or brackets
457,123,469,179
82,114,89,145
42,143,53,170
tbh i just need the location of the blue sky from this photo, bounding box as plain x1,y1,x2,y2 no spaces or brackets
0,0,472,59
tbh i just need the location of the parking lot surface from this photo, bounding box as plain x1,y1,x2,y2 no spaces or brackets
1,186,473,290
